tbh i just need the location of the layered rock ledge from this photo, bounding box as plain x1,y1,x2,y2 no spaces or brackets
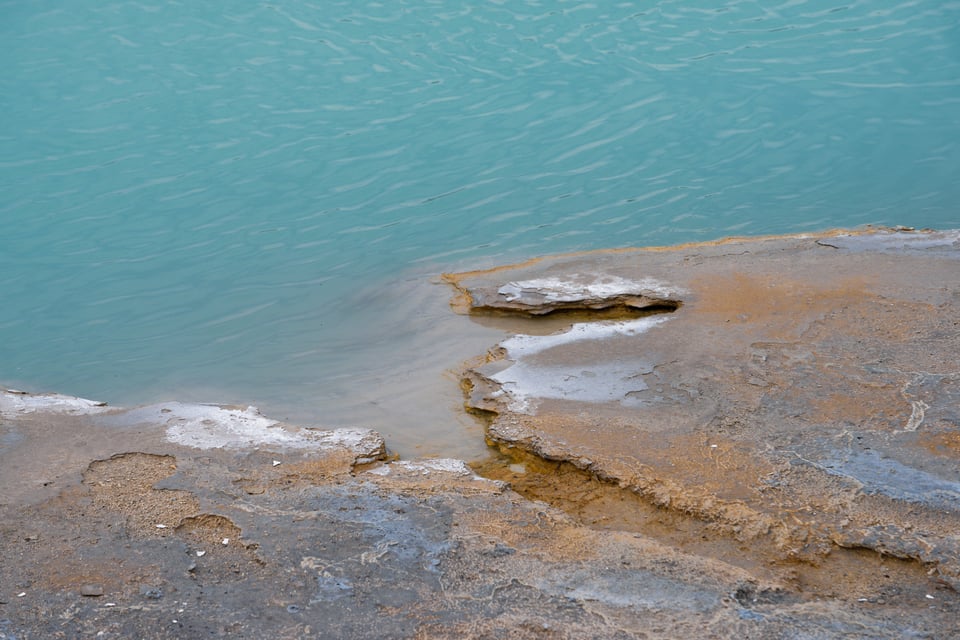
450,229,960,626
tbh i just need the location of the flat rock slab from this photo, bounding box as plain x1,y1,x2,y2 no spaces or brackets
450,229,960,596
4,394,943,638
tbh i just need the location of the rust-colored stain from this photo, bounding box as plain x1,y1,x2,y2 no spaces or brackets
917,431,960,457
280,449,358,482
82,452,199,536
443,228,894,314
809,390,903,428
690,272,872,326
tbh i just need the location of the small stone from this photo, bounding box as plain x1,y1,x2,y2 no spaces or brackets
80,585,104,597
483,543,517,558
140,586,163,600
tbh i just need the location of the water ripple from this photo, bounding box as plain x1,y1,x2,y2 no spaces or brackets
1,0,958,457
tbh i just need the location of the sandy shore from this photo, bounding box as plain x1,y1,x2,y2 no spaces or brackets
1,228,958,638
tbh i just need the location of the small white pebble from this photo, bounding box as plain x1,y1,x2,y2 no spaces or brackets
17,592,26,597
105,603,116,607
196,550,206,557
221,538,230,546
710,444,718,448
155,524,167,529
926,594,935,600
272,460,281,467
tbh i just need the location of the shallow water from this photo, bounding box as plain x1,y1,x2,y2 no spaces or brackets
2,0,959,458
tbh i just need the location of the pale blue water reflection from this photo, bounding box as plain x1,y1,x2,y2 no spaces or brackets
2,0,958,455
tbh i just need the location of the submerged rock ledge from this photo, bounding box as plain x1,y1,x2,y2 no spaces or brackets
1,228,958,638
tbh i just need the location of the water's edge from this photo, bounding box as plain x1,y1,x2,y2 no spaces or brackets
6,226,955,460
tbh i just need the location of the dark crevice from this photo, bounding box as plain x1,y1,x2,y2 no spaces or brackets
464,303,680,336
469,300,682,319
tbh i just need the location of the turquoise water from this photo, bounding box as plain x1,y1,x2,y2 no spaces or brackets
3,1,959,456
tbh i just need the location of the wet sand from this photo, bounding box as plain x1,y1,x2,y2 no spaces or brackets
2,228,958,638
